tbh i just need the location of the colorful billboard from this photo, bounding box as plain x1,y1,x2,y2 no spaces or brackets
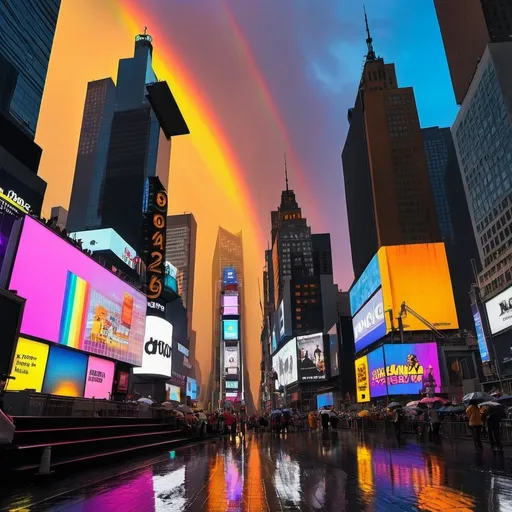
485,285,512,335
225,380,238,389
186,377,197,400
355,355,370,403
165,383,181,402
223,320,239,341
7,217,146,366
222,295,238,307
133,316,173,378
272,338,298,387
7,337,49,393
222,267,238,285
0,190,25,271
378,243,458,332
353,288,386,352
297,333,326,381
472,304,490,363
368,343,441,397
84,356,115,399
42,346,88,397
328,324,339,378
225,346,238,370
164,262,178,293
317,392,334,408
350,254,381,315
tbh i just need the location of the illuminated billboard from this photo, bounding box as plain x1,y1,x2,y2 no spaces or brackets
223,295,238,307
223,306,239,315
297,333,326,381
350,254,381,315
485,285,512,335
0,190,25,270
7,217,146,366
472,304,490,363
328,324,339,378
186,377,197,399
71,228,140,272
223,320,239,341
226,380,238,389
165,383,181,402
378,243,458,332
133,316,173,378
355,355,370,403
222,267,238,285
42,346,88,398
368,343,441,397
7,337,49,393
84,356,115,399
352,288,386,352
225,346,238,370
272,338,298,387
164,262,178,293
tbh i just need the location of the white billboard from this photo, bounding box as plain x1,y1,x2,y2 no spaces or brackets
272,338,298,387
352,288,386,352
133,316,173,377
486,285,512,335
225,346,238,370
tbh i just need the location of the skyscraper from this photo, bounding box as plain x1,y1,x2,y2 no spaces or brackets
423,127,480,329
342,12,440,279
452,43,512,299
67,79,116,232
434,0,512,105
0,0,61,216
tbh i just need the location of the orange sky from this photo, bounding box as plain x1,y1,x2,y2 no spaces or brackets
36,0,267,408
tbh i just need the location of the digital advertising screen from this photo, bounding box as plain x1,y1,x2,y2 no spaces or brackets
222,267,238,285
84,356,115,399
378,243,458,332
353,288,386,352
42,346,88,397
272,338,298,387
317,392,334,409
226,380,238,389
224,346,238,370
472,304,490,363
223,320,239,341
133,316,173,378
223,306,239,316
222,295,238,307
165,383,181,402
355,355,370,403
7,337,49,393
117,371,129,392
350,253,381,315
368,343,441,397
0,191,25,271
7,217,147,366
297,333,326,381
164,262,178,293
328,324,339,378
186,377,197,399
485,285,512,335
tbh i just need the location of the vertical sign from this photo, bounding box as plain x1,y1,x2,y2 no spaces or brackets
472,304,490,363
144,177,167,301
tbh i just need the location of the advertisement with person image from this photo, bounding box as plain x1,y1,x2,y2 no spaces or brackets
297,333,326,381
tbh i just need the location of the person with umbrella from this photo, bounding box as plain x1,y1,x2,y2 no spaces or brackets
427,405,441,441
466,399,484,449
481,403,505,451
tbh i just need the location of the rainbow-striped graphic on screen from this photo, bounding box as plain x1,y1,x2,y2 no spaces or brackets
59,272,90,349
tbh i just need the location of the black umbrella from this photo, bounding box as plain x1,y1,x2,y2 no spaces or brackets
388,402,402,409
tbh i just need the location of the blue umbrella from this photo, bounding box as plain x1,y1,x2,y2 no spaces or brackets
497,395,512,405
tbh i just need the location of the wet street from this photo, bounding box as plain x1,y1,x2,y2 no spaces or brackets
3,430,512,511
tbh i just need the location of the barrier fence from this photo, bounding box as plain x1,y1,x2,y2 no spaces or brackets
337,418,512,445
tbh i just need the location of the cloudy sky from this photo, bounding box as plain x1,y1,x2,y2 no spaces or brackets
37,0,458,406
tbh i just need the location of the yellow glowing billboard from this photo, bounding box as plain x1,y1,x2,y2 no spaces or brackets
355,355,370,403
378,243,458,332
7,338,49,392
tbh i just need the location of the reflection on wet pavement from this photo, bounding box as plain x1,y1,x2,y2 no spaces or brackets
3,430,512,511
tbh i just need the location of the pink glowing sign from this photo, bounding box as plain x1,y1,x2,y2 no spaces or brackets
84,356,115,399
222,295,238,307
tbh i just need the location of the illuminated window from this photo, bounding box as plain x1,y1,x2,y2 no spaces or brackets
295,292,300,297
295,308,301,312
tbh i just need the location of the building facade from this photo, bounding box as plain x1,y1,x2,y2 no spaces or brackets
342,16,440,280
67,79,116,232
435,0,512,105
452,43,512,300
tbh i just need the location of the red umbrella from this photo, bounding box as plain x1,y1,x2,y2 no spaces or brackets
419,397,449,405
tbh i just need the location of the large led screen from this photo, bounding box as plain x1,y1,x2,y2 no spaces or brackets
272,338,298,387
165,383,181,402
223,306,239,316
8,217,146,366
485,285,512,335
7,337,49,393
355,355,370,403
368,343,441,397
353,288,386,352
328,324,339,378
186,377,197,399
472,304,490,363
317,392,334,408
350,254,381,315
223,320,239,341
225,346,238,370
297,333,326,381
223,267,238,285
84,356,115,399
222,295,238,307
0,192,25,271
42,346,88,397
379,243,458,332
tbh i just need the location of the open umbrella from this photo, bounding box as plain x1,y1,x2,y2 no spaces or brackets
478,401,500,408
137,397,154,406
177,404,194,414
437,405,466,414
419,397,449,405
406,400,420,407
358,410,369,418
161,402,174,410
497,395,512,406
388,402,402,409
462,392,493,404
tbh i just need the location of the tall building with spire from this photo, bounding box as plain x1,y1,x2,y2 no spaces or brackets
342,10,440,279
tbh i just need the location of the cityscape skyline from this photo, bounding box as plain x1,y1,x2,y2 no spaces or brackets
34,0,460,406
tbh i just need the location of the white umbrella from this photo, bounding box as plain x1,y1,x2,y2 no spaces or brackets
137,398,154,406
161,402,174,410
462,392,494,404
177,404,194,414
478,401,500,407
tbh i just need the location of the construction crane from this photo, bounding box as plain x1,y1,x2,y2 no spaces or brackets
398,301,446,340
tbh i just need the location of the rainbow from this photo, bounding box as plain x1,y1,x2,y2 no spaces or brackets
110,0,265,246
59,272,89,349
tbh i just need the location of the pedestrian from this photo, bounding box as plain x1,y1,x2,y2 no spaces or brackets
427,406,441,441
392,407,402,443
224,409,234,436
485,405,505,451
321,409,330,431
466,400,484,449
308,411,317,431
329,410,339,430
